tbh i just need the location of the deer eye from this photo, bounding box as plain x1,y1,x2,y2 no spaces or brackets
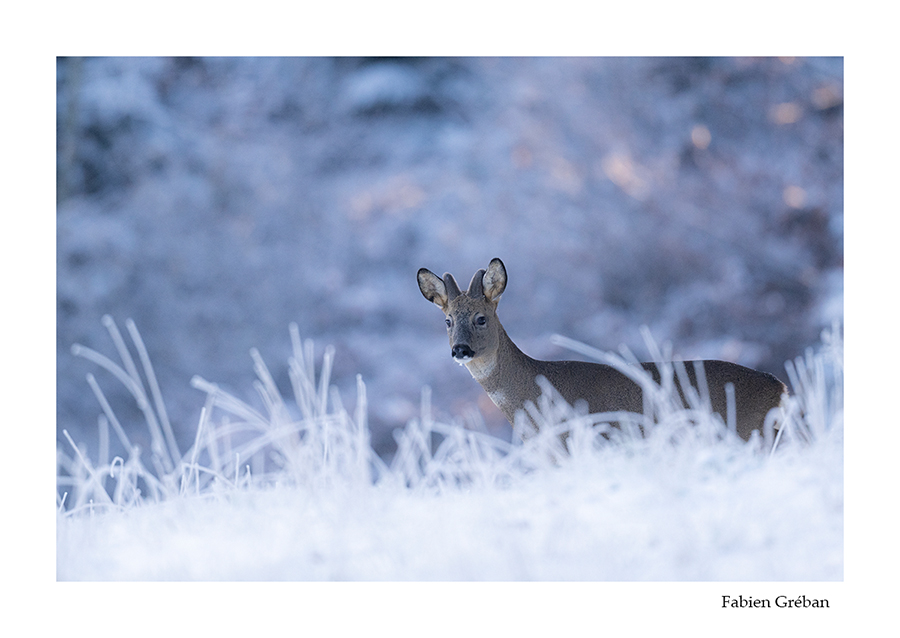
445,318,452,328
475,315,487,326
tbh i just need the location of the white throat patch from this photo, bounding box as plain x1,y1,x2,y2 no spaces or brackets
465,355,496,381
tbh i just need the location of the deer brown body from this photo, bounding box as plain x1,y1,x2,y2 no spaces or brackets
417,258,786,441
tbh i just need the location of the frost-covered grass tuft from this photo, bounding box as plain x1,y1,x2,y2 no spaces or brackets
58,319,382,514
57,320,842,581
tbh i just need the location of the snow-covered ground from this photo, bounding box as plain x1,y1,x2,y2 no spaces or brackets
57,320,843,581
57,432,842,581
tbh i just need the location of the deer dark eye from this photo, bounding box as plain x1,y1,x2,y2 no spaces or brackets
445,318,452,328
475,315,487,326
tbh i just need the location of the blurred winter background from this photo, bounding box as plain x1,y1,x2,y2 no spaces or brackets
56,56,843,461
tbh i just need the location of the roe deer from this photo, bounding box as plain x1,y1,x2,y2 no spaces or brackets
417,258,786,441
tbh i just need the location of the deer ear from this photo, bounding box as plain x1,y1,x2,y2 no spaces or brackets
417,268,449,311
482,258,507,303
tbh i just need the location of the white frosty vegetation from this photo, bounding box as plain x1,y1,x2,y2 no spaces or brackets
57,318,842,581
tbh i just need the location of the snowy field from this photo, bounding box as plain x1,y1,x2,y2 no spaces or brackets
57,320,843,582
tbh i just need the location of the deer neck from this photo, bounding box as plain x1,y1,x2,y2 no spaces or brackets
464,323,537,418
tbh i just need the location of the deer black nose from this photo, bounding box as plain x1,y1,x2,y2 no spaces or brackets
451,344,475,360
